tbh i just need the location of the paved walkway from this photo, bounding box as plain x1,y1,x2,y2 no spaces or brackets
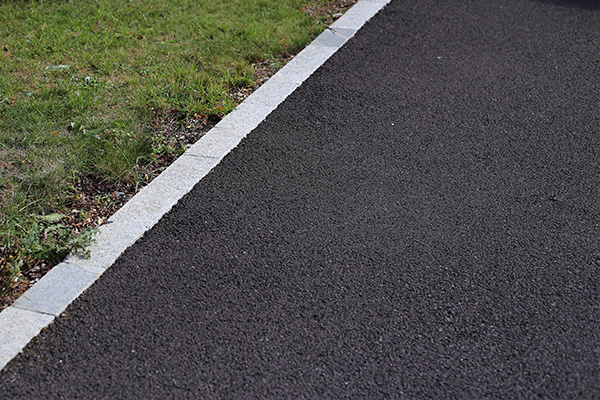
1,0,598,398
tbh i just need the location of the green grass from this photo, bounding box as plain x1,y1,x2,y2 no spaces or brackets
0,0,344,295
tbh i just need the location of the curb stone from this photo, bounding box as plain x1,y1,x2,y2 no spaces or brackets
0,0,391,372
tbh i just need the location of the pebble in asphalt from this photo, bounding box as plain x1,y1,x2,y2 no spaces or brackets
0,0,598,398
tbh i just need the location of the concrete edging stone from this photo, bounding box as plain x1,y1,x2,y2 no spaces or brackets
0,0,391,372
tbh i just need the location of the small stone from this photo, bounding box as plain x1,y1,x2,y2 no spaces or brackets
45,65,70,71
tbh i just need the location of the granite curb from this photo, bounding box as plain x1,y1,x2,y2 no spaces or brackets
0,0,391,371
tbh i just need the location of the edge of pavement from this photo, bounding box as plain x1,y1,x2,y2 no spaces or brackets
0,0,392,372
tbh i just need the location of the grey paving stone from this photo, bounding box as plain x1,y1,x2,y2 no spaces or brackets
65,216,148,270
314,28,356,47
0,308,54,370
184,127,246,159
12,263,103,317
243,81,300,106
213,101,278,135
267,44,338,85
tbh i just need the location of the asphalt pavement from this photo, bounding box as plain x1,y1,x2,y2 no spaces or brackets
0,0,598,398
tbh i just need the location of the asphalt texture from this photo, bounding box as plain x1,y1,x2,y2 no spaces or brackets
1,0,599,398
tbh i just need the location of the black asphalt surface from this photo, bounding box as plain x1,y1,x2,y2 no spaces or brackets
1,0,599,398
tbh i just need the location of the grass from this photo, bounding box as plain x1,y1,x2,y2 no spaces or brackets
0,0,354,296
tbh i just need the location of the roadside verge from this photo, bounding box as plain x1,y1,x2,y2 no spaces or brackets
0,0,391,372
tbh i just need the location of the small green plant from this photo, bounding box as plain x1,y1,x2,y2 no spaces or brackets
25,216,97,264
91,127,153,183
0,199,97,296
